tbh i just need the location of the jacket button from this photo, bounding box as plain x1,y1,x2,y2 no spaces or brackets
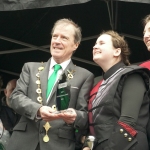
124,133,128,137
120,129,123,133
128,137,132,142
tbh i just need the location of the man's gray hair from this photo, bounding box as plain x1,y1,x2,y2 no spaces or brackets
51,18,82,44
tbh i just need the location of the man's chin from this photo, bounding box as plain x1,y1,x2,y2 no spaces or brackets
147,46,150,52
51,52,62,57
52,55,62,59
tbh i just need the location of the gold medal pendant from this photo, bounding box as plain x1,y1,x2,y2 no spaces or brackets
43,134,49,142
43,122,51,142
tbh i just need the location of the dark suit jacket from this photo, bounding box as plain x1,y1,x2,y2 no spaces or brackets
7,59,94,150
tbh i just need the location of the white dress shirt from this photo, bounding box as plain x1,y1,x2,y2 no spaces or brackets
46,57,71,102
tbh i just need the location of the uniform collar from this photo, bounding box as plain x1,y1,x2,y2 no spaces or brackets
103,62,125,80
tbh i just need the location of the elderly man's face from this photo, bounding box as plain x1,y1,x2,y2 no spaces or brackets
50,24,78,64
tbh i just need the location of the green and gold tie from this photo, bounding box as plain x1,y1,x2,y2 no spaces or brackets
46,64,61,99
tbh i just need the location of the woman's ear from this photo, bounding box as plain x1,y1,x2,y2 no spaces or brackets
114,48,121,57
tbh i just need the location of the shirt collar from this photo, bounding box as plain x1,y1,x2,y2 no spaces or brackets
103,61,125,80
50,57,71,71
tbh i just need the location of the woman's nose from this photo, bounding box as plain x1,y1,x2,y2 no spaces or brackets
93,44,98,49
144,31,150,38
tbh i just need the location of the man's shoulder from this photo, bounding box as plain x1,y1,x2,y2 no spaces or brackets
0,97,6,106
23,61,47,70
75,65,93,75
24,61,46,66
0,97,13,114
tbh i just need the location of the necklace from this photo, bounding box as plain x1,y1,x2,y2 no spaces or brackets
36,63,51,142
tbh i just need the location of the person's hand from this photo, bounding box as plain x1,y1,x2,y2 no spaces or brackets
57,108,77,124
37,106,61,121
82,147,90,150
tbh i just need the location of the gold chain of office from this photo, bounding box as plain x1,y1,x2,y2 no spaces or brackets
36,62,51,143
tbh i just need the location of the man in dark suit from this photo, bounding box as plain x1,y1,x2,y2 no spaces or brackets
7,18,94,150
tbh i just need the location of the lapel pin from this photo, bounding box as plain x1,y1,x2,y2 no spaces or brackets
67,70,74,79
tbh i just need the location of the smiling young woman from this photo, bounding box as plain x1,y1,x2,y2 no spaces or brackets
83,30,150,150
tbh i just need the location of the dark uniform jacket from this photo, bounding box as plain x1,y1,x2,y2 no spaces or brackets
140,60,150,150
89,62,150,150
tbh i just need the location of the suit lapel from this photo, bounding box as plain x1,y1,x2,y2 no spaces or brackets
40,59,50,105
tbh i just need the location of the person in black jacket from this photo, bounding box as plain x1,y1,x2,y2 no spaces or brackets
0,79,20,150
83,30,150,150
0,79,20,134
140,14,150,69
139,14,150,149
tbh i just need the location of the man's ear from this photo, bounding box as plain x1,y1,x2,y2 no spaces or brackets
114,48,121,57
4,89,7,96
73,42,79,51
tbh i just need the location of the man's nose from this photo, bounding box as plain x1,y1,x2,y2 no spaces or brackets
55,36,61,42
